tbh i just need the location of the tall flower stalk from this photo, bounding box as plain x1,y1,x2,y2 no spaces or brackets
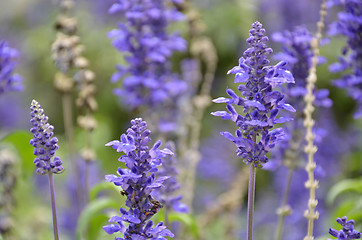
212,21,295,240
51,0,97,207
108,2,190,226
271,25,332,240
51,0,80,210
172,0,219,210
29,100,64,240
302,1,327,239
103,118,174,239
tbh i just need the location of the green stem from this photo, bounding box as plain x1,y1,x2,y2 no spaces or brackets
62,93,82,211
48,173,59,240
164,206,169,230
84,114,92,203
246,164,256,240
275,168,294,240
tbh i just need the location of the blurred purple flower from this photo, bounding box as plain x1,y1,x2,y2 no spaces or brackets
328,0,362,118
104,118,174,239
212,21,295,167
0,94,26,130
0,40,23,94
269,25,333,170
272,25,332,110
259,0,321,32
60,158,102,239
108,0,187,109
198,128,238,187
153,141,188,213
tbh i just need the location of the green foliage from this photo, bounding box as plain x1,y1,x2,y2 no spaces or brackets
169,212,200,239
77,198,119,240
2,130,34,179
327,177,362,204
89,181,122,201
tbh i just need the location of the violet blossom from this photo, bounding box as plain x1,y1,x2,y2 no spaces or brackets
0,40,23,94
268,25,332,169
328,0,362,118
108,0,187,109
329,216,361,240
29,99,63,240
103,118,174,239
212,21,295,168
152,141,188,213
30,100,63,175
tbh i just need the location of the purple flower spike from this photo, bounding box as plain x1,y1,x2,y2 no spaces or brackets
108,0,187,109
328,0,362,118
104,118,174,239
30,100,63,175
328,216,361,240
0,40,23,94
212,21,294,167
152,141,188,213
272,25,332,110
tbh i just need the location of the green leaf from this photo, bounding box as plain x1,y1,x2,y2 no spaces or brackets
87,214,110,240
2,130,34,179
77,198,119,240
168,212,199,238
327,178,362,204
89,181,122,201
332,199,362,227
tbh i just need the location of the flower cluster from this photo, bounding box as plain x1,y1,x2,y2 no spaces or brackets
329,216,361,240
30,100,63,175
153,141,188,213
328,0,362,117
0,40,23,94
108,0,187,109
272,25,332,110
103,118,174,239
212,21,295,167
268,25,332,170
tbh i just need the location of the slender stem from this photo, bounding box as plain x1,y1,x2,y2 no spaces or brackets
182,54,217,211
84,160,89,203
246,164,256,240
164,206,169,230
84,112,92,203
48,173,60,240
62,93,82,211
303,1,326,239
275,168,294,240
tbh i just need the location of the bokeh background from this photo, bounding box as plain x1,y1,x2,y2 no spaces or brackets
0,0,361,240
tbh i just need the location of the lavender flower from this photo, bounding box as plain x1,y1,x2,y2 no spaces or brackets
103,118,174,239
211,21,295,240
153,141,188,213
272,25,332,110
259,0,321,33
329,216,361,240
328,0,362,117
0,40,23,94
29,99,62,240
30,100,63,175
108,0,187,109
212,21,295,168
269,25,332,175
